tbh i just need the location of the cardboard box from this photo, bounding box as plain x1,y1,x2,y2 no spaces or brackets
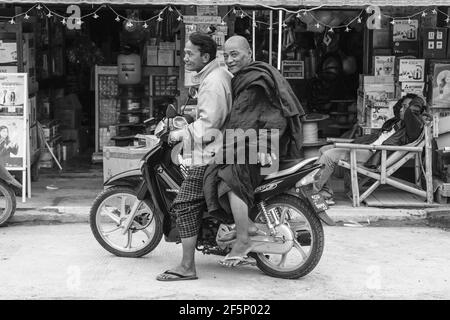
366,104,395,129
398,59,425,82
423,28,448,59
436,132,450,149
401,82,425,97
145,46,158,66
373,56,395,76
438,115,450,135
102,146,151,182
158,49,174,66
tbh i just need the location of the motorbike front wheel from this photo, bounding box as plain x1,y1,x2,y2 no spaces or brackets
89,186,163,257
0,181,16,227
253,194,325,279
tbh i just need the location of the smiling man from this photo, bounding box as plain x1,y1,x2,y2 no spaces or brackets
156,32,232,281
203,35,306,267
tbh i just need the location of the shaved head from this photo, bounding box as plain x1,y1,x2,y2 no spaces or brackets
223,35,253,74
224,35,251,52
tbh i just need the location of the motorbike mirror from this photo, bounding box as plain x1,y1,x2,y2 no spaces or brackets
188,86,198,99
166,104,178,118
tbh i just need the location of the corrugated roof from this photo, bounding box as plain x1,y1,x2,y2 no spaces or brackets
2,0,446,6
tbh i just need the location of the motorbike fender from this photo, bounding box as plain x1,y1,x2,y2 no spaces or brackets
104,169,142,187
283,189,336,226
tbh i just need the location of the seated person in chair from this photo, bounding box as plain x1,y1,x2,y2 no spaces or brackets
314,93,427,205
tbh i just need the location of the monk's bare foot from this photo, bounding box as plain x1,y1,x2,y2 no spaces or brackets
220,240,255,267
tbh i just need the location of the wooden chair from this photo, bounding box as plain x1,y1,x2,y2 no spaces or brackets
333,122,433,207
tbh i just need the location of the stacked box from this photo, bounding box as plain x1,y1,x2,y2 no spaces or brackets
357,76,395,128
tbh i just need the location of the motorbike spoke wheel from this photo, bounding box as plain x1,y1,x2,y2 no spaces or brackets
0,181,16,227
90,186,163,258
254,194,324,279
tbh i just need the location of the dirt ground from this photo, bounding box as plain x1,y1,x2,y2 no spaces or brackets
0,223,449,300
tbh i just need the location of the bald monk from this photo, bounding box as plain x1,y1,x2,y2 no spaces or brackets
203,36,305,267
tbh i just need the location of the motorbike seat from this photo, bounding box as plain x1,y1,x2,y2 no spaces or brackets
263,157,319,180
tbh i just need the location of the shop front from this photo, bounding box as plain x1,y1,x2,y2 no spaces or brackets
0,1,448,207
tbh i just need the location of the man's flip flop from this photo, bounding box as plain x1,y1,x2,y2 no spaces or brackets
218,255,257,267
156,270,198,281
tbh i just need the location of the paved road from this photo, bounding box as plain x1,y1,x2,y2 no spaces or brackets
0,223,449,299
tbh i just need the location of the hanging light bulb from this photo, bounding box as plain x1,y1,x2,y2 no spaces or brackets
177,16,182,21
240,12,245,19
126,20,133,28
9,18,15,24
157,15,163,22
282,22,287,28
328,28,334,33
93,13,99,19
115,16,120,22
168,7,173,12
345,26,351,32
143,22,148,29
357,17,362,23
221,20,226,25
61,18,66,25
46,12,53,18
316,22,321,28
233,8,237,14
296,12,301,19
36,4,42,10
422,12,427,17
390,19,395,25
302,11,307,16
76,18,82,25
24,13,30,20
446,17,450,23
432,9,437,15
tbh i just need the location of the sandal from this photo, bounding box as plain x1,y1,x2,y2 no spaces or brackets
218,255,257,268
156,270,198,281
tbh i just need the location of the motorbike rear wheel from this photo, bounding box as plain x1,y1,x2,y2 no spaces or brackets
253,194,324,279
89,186,163,257
0,181,16,226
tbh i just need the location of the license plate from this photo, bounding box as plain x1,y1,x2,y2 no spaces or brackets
308,193,329,212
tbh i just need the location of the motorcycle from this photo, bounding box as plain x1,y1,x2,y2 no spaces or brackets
0,164,21,226
89,105,335,279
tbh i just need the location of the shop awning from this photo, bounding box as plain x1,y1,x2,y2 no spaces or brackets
5,0,450,7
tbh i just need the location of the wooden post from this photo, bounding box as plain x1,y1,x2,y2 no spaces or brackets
380,150,386,184
425,123,433,203
350,149,360,207
414,154,421,187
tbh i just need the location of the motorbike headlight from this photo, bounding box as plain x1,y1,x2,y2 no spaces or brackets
173,116,189,129
154,119,166,137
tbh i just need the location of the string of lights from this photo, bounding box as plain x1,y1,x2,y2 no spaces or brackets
1,3,449,33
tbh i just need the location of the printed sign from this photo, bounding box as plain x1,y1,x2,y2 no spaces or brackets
398,59,425,82
281,61,304,79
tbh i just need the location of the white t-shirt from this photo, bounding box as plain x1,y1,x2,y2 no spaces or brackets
372,128,396,146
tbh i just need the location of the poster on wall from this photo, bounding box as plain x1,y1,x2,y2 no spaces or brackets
0,116,25,168
0,73,26,115
0,73,27,170
282,61,304,79
430,63,450,108
392,20,419,41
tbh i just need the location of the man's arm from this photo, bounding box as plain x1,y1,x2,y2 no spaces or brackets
171,80,231,143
